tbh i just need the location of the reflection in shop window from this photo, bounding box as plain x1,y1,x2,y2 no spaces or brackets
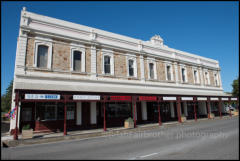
106,103,132,118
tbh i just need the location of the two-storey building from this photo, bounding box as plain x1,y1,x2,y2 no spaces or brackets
10,7,238,139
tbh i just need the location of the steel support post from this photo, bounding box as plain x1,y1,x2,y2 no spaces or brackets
207,97,210,119
194,97,197,121
64,95,67,135
103,96,106,131
218,98,222,118
177,97,182,123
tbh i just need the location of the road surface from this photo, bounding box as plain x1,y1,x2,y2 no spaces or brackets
1,117,239,160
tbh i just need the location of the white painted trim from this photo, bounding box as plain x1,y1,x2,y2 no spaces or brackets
163,97,176,101
197,97,207,101
210,97,219,101
181,97,193,101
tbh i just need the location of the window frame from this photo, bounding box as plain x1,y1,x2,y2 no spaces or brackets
213,71,219,86
33,38,53,69
102,49,114,75
204,69,210,85
70,43,86,72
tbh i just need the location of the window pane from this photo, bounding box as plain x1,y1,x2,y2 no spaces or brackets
73,51,81,71
104,56,111,74
149,63,154,79
57,102,64,120
182,68,185,82
129,60,134,76
194,71,197,82
167,66,171,80
37,45,48,68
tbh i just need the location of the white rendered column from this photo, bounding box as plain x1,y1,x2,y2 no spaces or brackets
90,102,97,124
141,101,147,120
76,102,82,125
140,54,145,81
170,102,175,118
174,62,179,84
91,45,97,79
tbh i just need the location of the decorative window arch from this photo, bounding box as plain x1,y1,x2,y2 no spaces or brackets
34,37,52,69
70,43,85,72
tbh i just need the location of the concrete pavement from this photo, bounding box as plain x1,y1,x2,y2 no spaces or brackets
1,116,238,160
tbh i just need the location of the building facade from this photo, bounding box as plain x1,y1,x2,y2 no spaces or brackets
10,7,238,138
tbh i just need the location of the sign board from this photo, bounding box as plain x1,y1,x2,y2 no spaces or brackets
221,98,229,101
197,97,207,101
231,98,238,101
181,97,193,101
139,96,157,101
210,97,219,101
25,94,60,100
163,97,176,101
73,95,100,100
110,96,132,101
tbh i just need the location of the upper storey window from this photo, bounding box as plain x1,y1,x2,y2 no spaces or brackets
102,49,114,75
214,72,219,86
180,65,188,83
149,63,154,79
165,62,173,81
34,37,53,69
204,71,210,85
70,43,85,72
128,59,134,77
193,68,199,84
104,55,111,74
37,45,49,68
126,55,137,78
73,51,81,71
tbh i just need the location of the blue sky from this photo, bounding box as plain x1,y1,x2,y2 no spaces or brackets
1,1,239,95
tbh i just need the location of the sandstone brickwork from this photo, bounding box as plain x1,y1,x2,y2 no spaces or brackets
85,44,91,73
186,66,194,84
136,55,141,79
157,59,165,81
25,37,35,67
144,57,148,79
114,51,127,78
96,48,102,75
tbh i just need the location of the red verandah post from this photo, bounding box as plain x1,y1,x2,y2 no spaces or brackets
133,96,137,128
194,97,197,122
207,97,211,119
177,97,182,123
14,91,19,140
103,96,106,131
228,98,232,117
158,97,162,126
64,95,67,136
218,97,222,118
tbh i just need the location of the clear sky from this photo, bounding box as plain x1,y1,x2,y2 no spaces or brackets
1,1,239,95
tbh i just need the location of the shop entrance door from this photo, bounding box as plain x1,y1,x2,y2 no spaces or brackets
82,102,90,129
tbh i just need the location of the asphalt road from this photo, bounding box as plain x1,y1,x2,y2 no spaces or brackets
1,117,239,160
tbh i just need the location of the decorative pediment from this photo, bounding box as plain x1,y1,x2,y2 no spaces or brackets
150,35,163,46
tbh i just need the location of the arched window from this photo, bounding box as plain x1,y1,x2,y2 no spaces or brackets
37,45,49,68
73,51,82,71
149,63,154,79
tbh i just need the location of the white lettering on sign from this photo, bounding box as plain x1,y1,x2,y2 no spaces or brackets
25,94,60,100
231,98,238,101
163,97,176,101
221,98,229,101
210,97,219,101
181,97,193,101
73,95,100,100
197,97,207,101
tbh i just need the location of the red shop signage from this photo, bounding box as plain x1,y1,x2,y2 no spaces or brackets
110,96,132,101
139,96,157,101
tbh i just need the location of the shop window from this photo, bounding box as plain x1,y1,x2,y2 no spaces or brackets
73,51,82,71
44,104,56,120
22,107,32,122
37,45,49,68
57,102,64,120
67,103,75,120
106,103,132,118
